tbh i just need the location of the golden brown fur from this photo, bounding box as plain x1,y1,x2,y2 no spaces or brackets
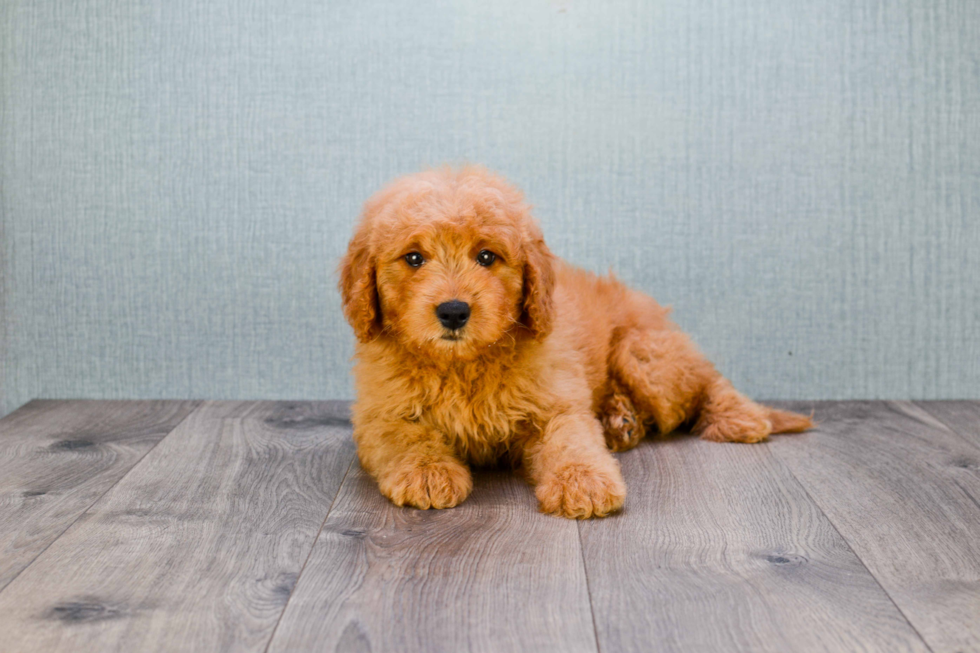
339,167,812,518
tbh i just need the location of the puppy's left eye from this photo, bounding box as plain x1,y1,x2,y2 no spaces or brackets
476,250,496,267
404,252,424,268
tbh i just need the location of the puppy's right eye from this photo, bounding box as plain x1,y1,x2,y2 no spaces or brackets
404,252,424,268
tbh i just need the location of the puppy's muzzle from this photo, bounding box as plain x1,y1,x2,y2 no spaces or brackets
436,300,470,331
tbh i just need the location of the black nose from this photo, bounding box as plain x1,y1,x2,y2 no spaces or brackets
436,300,470,330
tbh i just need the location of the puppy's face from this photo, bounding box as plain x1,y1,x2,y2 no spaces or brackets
340,168,555,360
374,219,524,357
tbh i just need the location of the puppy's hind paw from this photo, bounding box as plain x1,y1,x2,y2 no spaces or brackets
601,389,647,452
695,380,775,443
536,462,626,519
379,455,473,510
602,410,646,452
699,420,771,443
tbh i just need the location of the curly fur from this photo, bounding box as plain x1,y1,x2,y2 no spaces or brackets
339,166,812,518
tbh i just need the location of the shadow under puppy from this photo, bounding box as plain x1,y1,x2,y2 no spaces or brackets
339,167,811,518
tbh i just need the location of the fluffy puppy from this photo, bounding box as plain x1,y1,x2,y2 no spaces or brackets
339,167,811,518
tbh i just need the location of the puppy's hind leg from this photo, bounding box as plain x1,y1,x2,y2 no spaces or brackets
607,326,715,440
600,380,647,452
695,376,814,442
608,326,812,444
693,377,773,443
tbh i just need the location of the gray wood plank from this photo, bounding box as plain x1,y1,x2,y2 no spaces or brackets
0,400,200,591
770,401,980,653
266,465,598,653
579,433,928,653
0,401,356,652
915,400,980,450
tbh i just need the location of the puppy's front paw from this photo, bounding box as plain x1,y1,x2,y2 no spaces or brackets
379,455,472,510
536,461,626,519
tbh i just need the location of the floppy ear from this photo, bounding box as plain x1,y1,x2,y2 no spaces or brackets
338,229,382,343
520,231,556,340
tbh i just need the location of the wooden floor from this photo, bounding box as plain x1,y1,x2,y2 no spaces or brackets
0,401,978,652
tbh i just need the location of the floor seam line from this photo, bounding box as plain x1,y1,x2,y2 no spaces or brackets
0,400,204,596
912,401,980,454
767,442,937,653
576,521,603,653
262,449,357,653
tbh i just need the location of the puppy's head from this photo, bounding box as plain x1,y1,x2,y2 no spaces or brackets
339,167,555,359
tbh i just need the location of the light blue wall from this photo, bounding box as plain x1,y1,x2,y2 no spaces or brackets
2,0,979,415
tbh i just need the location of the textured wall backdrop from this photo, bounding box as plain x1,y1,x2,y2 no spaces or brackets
2,0,979,415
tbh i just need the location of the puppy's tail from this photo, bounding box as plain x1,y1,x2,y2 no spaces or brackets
765,406,814,434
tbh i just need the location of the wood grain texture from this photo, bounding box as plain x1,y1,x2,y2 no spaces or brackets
0,400,200,591
3,400,979,652
267,465,598,653
915,401,980,449
770,401,980,653
578,434,928,653
0,401,356,652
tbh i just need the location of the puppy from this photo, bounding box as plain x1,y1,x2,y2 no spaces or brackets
339,167,811,518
